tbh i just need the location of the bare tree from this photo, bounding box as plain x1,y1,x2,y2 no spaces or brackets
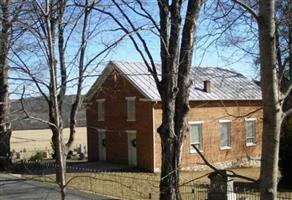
0,0,25,170
225,0,292,199
89,0,204,199
193,0,292,199
10,0,123,199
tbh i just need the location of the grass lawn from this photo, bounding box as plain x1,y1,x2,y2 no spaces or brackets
25,167,262,200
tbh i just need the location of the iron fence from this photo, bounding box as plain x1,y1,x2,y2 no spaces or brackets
11,161,292,200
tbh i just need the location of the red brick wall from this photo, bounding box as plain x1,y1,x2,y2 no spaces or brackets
86,69,155,171
154,101,263,170
86,66,263,172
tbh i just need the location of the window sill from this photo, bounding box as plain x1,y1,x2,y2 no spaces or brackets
126,119,136,122
190,149,203,154
220,146,232,150
97,120,105,122
246,143,256,147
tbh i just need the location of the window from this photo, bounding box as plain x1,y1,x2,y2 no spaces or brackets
189,122,203,153
97,99,105,121
126,97,136,121
246,119,256,146
219,120,231,148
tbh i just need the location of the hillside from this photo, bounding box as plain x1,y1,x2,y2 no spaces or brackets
10,95,86,130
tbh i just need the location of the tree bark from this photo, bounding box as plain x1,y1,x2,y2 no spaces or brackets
44,1,67,198
158,98,180,200
157,1,203,199
258,1,283,199
0,0,11,170
289,0,292,80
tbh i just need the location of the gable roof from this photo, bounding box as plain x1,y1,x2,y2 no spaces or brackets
85,60,262,102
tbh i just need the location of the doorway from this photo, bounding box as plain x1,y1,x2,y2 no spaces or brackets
127,130,137,166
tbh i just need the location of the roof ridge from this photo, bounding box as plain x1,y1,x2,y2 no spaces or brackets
111,60,244,75
86,61,262,101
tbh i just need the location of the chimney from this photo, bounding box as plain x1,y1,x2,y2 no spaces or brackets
204,80,211,93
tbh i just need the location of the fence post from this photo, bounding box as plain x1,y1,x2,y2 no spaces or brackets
208,170,236,200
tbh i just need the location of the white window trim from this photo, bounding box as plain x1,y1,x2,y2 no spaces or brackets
125,97,136,100
220,146,232,150
245,118,257,122
97,99,105,122
97,98,105,102
190,147,203,154
219,120,232,148
246,143,256,147
189,121,204,125
189,121,204,154
219,119,232,123
125,130,137,134
245,118,257,146
126,97,136,121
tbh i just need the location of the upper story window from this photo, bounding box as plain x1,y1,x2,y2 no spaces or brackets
219,120,231,149
126,97,136,121
246,118,256,146
97,99,105,121
189,121,203,153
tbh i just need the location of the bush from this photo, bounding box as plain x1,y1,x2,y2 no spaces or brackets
29,151,47,161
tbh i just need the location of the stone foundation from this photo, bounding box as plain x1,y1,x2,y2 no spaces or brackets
180,156,261,171
152,156,261,172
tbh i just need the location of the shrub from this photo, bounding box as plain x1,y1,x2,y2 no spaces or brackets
29,151,47,161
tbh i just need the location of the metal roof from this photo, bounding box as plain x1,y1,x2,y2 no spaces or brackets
86,60,262,101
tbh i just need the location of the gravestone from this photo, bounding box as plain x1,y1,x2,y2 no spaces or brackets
208,170,236,200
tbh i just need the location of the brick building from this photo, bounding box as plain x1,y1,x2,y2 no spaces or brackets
85,61,262,172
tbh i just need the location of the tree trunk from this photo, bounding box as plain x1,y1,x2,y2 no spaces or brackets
158,97,182,200
0,1,11,170
156,1,202,199
45,1,67,197
258,1,282,199
0,52,11,169
53,127,67,200
0,128,11,170
289,0,292,80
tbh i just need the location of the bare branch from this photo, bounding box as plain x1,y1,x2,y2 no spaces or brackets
66,0,90,149
10,48,50,104
89,5,161,86
34,0,48,16
111,0,159,82
231,0,259,22
283,107,292,120
283,83,292,99
191,144,258,182
20,86,57,129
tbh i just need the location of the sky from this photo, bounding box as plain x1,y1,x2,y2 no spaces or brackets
109,40,259,78
82,0,260,94
9,0,260,99
81,25,259,96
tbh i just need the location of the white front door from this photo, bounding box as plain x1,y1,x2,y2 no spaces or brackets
98,131,106,161
127,131,137,166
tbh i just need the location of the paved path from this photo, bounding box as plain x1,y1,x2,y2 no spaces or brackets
0,174,113,200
